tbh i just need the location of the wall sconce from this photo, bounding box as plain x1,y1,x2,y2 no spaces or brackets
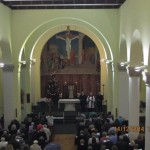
19,61,26,65
30,59,36,63
119,61,129,66
106,60,113,64
0,62,4,68
101,59,113,64
134,65,147,72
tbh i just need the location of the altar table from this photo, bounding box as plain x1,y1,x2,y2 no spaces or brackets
58,99,80,111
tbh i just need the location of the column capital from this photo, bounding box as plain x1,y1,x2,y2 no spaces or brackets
117,63,127,72
2,64,14,72
144,72,150,86
127,66,141,77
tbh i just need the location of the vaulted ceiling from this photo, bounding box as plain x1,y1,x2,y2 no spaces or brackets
0,0,126,9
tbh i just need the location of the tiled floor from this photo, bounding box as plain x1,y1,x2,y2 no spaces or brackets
54,134,76,150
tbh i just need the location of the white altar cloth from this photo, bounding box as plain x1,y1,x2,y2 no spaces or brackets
58,99,80,111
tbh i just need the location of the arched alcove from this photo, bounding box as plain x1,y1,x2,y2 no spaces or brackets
40,31,101,99
130,30,143,67
119,35,127,62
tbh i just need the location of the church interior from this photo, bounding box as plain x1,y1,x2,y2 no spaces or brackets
0,0,150,149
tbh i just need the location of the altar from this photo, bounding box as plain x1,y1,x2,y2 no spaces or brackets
58,99,80,111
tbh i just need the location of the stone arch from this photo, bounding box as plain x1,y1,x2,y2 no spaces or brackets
119,35,128,62
18,17,114,106
130,30,143,67
19,17,112,62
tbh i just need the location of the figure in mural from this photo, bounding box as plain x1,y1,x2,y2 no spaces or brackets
56,26,79,59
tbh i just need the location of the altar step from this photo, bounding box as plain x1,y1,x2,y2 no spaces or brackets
53,111,79,123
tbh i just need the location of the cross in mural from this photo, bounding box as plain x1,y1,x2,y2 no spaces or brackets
56,26,79,59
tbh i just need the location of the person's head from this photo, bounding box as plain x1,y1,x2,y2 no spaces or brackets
33,140,38,144
80,139,85,145
31,122,34,126
102,132,107,137
1,137,5,141
111,145,118,150
80,130,84,135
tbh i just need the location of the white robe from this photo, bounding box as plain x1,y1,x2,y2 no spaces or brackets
87,96,95,108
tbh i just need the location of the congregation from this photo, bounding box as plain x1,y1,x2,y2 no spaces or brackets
0,113,60,150
75,112,144,150
0,110,145,150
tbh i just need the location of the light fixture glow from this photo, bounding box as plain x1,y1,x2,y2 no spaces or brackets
101,59,113,64
30,59,36,63
120,62,129,66
134,65,147,72
19,61,26,65
0,63,4,68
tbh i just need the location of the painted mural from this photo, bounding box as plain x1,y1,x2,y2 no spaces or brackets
40,28,101,97
41,28,100,75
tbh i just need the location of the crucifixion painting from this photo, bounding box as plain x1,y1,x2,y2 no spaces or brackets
56,26,79,59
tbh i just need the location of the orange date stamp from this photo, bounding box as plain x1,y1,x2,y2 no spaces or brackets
115,126,145,132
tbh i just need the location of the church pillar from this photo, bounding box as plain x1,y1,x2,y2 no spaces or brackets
31,59,40,104
143,72,150,150
112,63,119,118
30,61,36,104
127,67,140,140
2,64,16,129
117,63,129,120
0,68,3,117
106,62,113,113
23,63,32,117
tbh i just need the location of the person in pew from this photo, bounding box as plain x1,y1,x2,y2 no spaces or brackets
30,140,42,150
77,139,87,150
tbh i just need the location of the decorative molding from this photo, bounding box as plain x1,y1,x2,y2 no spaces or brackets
127,66,141,77
117,63,127,72
2,64,14,72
